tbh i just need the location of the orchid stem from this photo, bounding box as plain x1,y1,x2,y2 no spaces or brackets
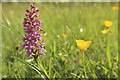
34,58,38,66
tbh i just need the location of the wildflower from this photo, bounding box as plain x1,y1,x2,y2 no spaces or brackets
112,6,119,11
22,4,45,59
76,40,92,52
102,20,112,34
80,27,83,33
101,29,109,34
104,21,112,28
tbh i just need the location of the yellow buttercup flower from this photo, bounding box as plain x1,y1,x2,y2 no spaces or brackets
104,21,112,28
76,40,92,52
112,6,119,11
101,29,109,34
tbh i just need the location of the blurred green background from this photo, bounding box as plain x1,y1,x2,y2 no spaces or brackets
2,2,118,78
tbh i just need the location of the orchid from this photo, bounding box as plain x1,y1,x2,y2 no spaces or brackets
22,4,45,59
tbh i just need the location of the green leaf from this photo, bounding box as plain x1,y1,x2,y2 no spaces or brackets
15,57,47,78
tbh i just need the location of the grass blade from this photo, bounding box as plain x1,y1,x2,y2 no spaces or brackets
15,57,47,78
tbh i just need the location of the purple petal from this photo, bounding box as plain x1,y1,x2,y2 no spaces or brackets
31,5,35,8
40,52,45,56
26,10,29,12
38,20,42,24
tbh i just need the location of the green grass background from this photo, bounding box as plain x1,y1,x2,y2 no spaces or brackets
2,2,118,78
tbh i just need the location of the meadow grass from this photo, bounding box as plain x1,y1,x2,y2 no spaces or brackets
2,2,118,78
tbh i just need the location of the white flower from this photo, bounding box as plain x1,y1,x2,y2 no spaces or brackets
80,27,83,33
